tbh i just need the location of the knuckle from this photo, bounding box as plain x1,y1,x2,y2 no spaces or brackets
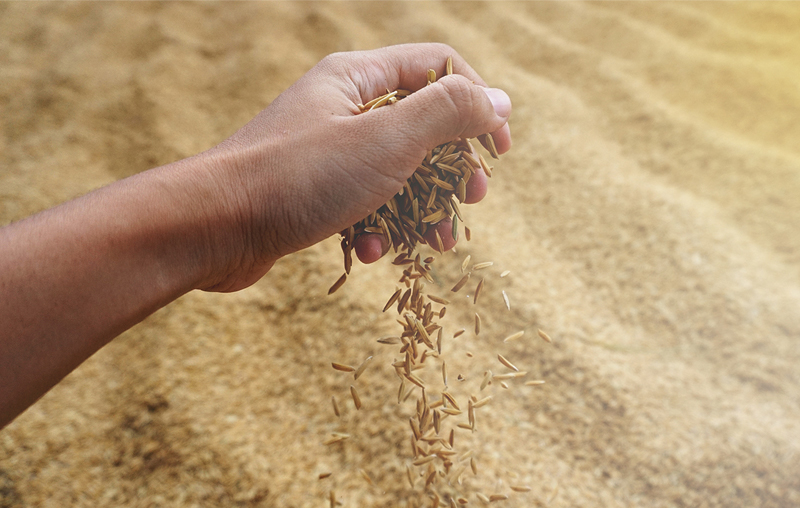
317,52,347,73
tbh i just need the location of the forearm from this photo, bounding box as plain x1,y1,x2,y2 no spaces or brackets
0,152,225,427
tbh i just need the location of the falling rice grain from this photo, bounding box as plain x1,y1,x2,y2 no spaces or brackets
477,493,491,503
319,472,332,479
475,313,481,335
468,400,475,430
329,490,336,508
328,273,347,294
452,464,468,485
510,486,531,493
465,226,471,241
406,372,426,389
500,270,510,277
354,356,373,380
474,278,484,305
503,331,525,343
331,396,340,417
525,380,546,386
383,288,402,312
502,290,510,310
480,371,492,391
538,329,553,343
493,372,527,380
332,362,355,372
350,385,362,410
471,457,478,475
473,395,493,408
442,391,460,410
489,494,509,502
344,246,352,274
473,261,493,270
413,455,436,466
452,273,471,292
442,361,448,386
427,294,450,305
497,354,519,372
454,329,466,338
461,254,471,273
397,288,412,313
426,468,437,488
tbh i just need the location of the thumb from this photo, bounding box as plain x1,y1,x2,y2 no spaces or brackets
363,74,511,154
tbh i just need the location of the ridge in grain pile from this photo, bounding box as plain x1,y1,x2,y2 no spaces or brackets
324,58,541,506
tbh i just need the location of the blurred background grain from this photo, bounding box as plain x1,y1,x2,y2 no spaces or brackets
2,2,799,507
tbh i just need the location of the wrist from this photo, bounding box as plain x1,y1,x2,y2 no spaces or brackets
172,139,283,292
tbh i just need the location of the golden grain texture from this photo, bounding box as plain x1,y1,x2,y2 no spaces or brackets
5,3,800,508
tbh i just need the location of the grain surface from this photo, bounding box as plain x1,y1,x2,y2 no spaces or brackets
3,3,800,508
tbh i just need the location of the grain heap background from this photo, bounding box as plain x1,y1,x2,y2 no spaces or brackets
2,2,800,507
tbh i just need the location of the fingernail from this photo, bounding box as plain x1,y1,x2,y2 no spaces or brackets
482,87,511,118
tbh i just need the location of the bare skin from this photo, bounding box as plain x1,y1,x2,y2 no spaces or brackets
0,43,511,428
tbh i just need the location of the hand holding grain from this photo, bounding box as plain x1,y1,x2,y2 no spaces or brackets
0,43,510,428
202,43,512,291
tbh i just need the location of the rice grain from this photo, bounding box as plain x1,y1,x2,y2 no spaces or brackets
350,385,362,410
331,362,355,372
503,331,525,343
328,273,347,295
452,273,471,292
497,354,519,372
474,278,484,305
354,356,373,380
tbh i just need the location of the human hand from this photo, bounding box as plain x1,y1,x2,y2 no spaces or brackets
197,43,512,292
